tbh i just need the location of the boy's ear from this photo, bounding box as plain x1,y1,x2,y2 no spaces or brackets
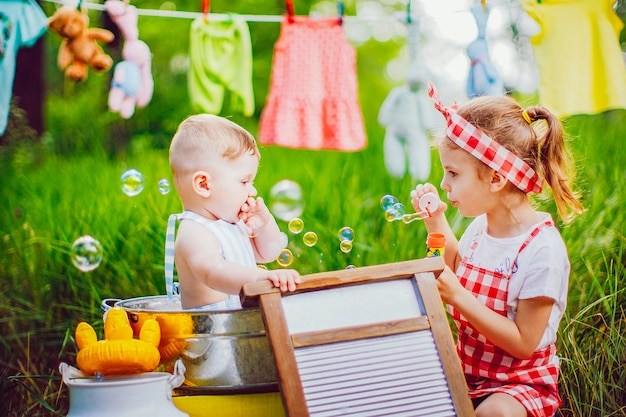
192,171,211,197
489,170,508,192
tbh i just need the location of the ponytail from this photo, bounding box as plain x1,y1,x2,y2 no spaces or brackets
525,106,584,222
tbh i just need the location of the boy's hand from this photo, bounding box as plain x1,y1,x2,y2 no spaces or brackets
410,183,447,217
263,269,301,292
240,196,272,231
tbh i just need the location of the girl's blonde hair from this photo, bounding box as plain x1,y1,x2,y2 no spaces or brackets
436,95,584,222
169,114,260,179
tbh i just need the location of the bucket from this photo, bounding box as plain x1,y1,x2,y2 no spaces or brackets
103,296,277,390
59,360,188,417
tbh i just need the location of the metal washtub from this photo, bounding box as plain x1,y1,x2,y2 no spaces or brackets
107,296,277,392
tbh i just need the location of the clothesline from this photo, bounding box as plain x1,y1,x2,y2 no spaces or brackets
40,0,512,23
42,0,397,22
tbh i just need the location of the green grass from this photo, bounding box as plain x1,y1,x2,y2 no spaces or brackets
1,110,625,416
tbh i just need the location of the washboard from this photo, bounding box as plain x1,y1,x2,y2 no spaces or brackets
241,257,475,417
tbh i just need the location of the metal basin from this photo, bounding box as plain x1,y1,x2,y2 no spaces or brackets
109,296,277,390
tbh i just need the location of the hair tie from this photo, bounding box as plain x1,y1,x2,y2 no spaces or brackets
522,109,532,124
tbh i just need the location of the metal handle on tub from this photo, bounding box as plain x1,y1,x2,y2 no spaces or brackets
167,359,186,399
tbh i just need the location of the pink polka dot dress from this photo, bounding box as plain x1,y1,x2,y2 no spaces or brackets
258,16,367,151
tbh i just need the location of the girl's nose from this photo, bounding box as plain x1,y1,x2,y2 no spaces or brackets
439,178,450,192
249,185,258,197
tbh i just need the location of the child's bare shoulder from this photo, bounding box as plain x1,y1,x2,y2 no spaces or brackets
176,220,221,251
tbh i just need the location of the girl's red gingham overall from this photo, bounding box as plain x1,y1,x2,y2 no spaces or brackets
450,220,561,417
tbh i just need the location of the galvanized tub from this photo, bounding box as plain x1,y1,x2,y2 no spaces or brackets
105,296,277,390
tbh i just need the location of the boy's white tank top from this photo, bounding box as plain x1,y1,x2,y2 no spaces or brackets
164,211,256,310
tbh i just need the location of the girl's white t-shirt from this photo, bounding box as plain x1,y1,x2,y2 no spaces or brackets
457,213,569,350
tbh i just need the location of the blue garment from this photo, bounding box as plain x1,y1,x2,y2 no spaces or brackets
0,0,47,135
111,60,142,97
465,4,504,98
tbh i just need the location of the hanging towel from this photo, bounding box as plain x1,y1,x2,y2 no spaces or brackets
258,16,366,151
522,0,626,117
0,0,48,135
188,15,254,117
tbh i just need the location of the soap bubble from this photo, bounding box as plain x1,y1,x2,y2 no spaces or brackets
158,178,171,195
257,264,268,270
288,218,304,234
338,226,355,242
277,248,294,267
380,194,399,211
121,169,144,197
393,202,406,215
303,231,318,247
385,209,398,222
269,180,304,222
340,239,353,253
346,265,355,269
71,235,103,272
385,202,406,222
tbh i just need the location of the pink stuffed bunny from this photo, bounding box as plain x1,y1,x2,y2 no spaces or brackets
105,0,153,118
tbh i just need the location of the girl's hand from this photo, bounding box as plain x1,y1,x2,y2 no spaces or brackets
410,183,447,218
263,269,301,292
436,265,466,306
240,196,272,231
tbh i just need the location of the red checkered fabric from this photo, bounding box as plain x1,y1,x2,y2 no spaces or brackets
428,82,543,194
449,220,561,417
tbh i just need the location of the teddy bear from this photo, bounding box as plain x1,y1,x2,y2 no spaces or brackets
105,0,154,119
466,4,504,98
48,6,114,82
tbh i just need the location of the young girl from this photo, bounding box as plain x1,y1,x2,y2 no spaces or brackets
412,82,584,417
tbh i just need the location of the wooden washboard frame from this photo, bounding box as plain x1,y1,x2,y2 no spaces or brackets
242,257,475,417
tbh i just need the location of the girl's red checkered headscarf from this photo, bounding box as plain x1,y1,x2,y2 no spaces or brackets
428,82,543,194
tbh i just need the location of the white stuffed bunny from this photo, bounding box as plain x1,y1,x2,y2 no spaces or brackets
105,0,153,119
378,59,439,180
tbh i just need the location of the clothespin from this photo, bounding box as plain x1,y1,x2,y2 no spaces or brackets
337,1,344,25
481,0,487,12
201,0,210,22
77,0,83,11
286,0,295,23
406,0,412,24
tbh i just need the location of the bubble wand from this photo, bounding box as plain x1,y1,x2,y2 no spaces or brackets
400,192,440,223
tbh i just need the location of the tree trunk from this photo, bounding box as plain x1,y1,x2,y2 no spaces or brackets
13,35,45,136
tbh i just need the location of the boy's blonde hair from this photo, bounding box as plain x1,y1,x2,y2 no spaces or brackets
435,95,584,222
169,114,260,179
